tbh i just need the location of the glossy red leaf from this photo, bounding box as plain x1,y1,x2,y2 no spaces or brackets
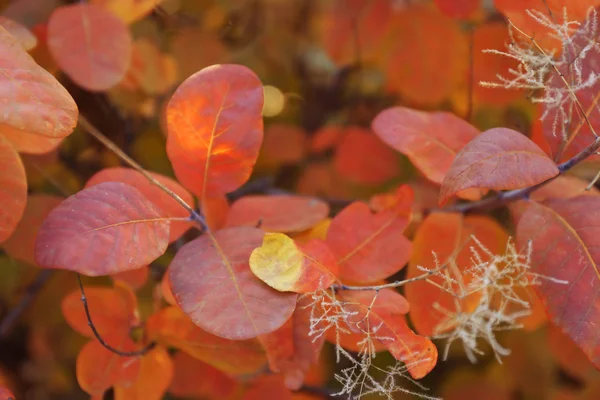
0,136,26,244
2,194,62,264
406,212,508,336
517,196,600,369
76,337,141,396
114,346,174,400
166,64,264,199
47,4,132,90
35,182,170,276
333,127,400,185
146,306,267,374
169,227,298,340
0,25,77,153
326,201,412,283
86,167,194,242
372,106,480,189
440,128,560,205
168,351,237,399
258,297,325,390
226,195,330,233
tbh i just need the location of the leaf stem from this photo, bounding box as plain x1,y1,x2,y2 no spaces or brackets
78,115,208,230
77,274,155,357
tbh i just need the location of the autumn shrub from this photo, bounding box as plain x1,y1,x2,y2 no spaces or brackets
1,1,600,400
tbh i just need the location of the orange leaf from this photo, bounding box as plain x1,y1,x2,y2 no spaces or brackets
310,125,346,154
86,167,194,242
169,227,298,340
0,16,37,50
385,4,468,105
242,375,293,400
168,351,237,399
166,64,264,199
547,323,596,381
91,0,166,24
333,127,401,185
0,136,26,243
250,233,338,293
62,285,138,340
226,195,330,233
120,38,178,95
111,266,149,291
114,346,173,400
76,337,141,396
372,107,480,188
405,212,508,336
516,196,600,369
260,124,307,166
258,296,325,390
202,193,230,231
47,4,132,91
35,182,170,276
439,128,560,205
2,195,62,264
326,201,412,283
337,290,436,379
146,306,267,375
0,25,77,153
434,0,481,19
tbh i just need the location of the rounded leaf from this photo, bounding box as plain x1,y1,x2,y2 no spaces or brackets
440,128,560,205
35,182,170,276
0,136,26,243
113,346,174,400
0,16,37,50
47,4,132,91
0,25,77,153
226,195,330,233
169,227,298,340
166,64,264,199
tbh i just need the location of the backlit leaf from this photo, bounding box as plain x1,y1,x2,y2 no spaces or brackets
250,233,338,293
86,167,194,242
326,201,412,283
35,182,170,276
406,212,508,336
226,195,329,233
372,106,480,189
62,285,138,340
258,297,325,390
0,136,26,244
333,127,400,185
516,196,600,369
76,337,141,396
166,64,264,199
120,38,178,95
0,25,77,153
440,128,560,205
47,4,132,91
114,346,173,400
2,195,62,264
168,351,237,399
0,16,37,50
146,306,267,374
169,227,298,340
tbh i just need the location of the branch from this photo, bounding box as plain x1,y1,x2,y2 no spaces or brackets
77,274,155,357
78,115,208,231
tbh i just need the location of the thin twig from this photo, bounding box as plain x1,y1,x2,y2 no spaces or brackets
0,269,54,337
78,115,208,230
77,274,155,357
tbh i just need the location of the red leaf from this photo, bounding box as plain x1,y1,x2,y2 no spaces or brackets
146,306,267,374
114,346,174,400
86,167,194,242
0,387,14,400
517,196,600,369
434,0,481,19
258,297,325,390
333,127,400,185
372,106,480,189
242,375,293,400
326,201,412,283
2,195,62,264
35,182,170,276
0,136,26,243
76,337,141,396
169,227,298,340
166,64,264,199
226,195,330,233
47,4,132,90
0,25,77,153
111,267,149,291
168,351,237,399
440,128,560,205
